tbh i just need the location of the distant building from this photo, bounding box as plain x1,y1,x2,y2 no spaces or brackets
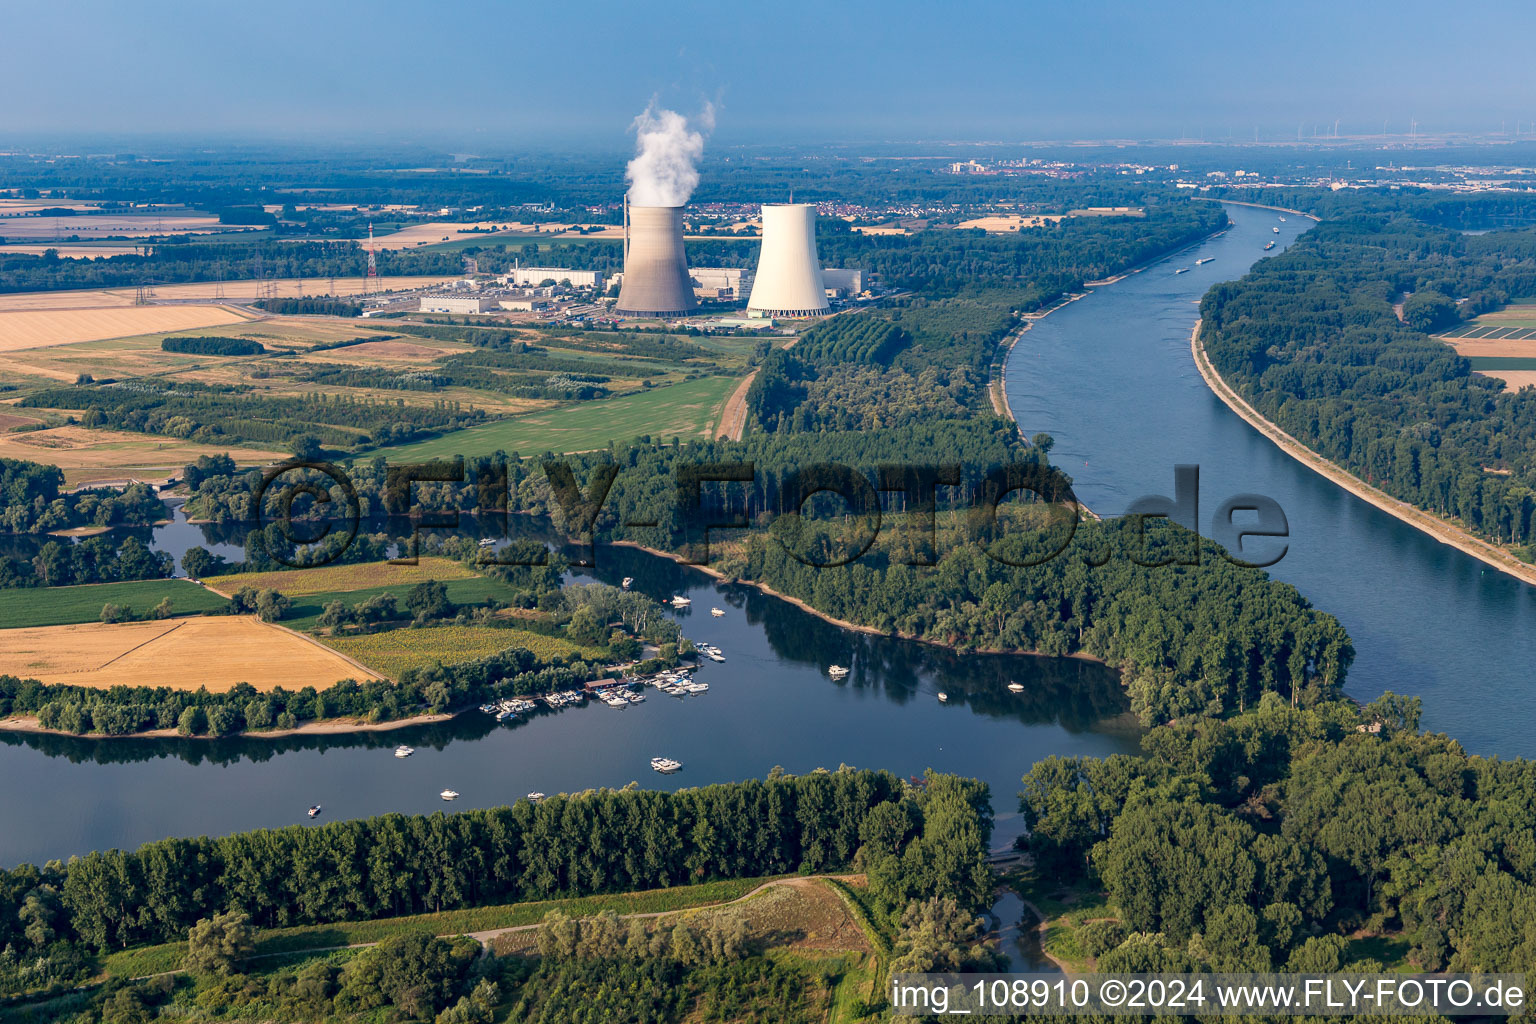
502,266,604,289
420,294,492,314
820,268,864,297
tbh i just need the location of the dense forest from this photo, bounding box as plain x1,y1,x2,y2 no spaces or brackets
1201,193,1536,556
0,459,167,535
1021,692,1536,975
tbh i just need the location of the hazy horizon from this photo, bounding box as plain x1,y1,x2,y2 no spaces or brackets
3,0,1534,148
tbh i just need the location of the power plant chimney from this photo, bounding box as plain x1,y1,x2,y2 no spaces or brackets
748,203,828,317
616,197,697,317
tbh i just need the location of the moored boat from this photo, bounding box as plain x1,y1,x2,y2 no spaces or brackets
670,595,691,607
394,745,414,758
651,757,683,773
440,789,459,801
827,664,849,679
307,805,322,818
710,607,724,617
1007,682,1025,693
938,692,949,702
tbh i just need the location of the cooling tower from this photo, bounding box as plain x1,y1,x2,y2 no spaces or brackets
748,204,828,317
616,200,697,316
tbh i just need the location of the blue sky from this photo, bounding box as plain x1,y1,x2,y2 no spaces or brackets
3,0,1533,146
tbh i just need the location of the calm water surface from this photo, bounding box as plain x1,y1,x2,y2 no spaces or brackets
1006,202,1536,756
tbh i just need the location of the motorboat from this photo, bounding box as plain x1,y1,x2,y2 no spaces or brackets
440,789,459,801
394,745,414,758
670,595,691,607
710,607,724,617
938,692,949,702
1174,267,1190,274
622,577,633,590
651,757,683,773
526,792,546,802
307,805,322,819
1007,682,1025,693
705,651,725,663
1264,241,1276,251
1273,226,1280,233
1195,257,1214,265
827,665,849,679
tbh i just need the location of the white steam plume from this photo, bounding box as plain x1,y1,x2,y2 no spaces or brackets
625,101,713,207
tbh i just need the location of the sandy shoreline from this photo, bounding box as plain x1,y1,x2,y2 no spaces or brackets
1191,320,1536,589
0,710,454,741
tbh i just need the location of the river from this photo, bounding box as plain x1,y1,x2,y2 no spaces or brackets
1005,201,1536,757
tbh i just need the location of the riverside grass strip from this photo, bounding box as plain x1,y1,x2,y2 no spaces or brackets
315,624,604,678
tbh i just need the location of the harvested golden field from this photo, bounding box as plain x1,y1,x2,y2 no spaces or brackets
956,214,1063,231
0,304,252,351
306,338,471,365
320,625,598,679
1476,370,1536,392
0,616,378,690
0,245,146,259
364,221,525,250
201,557,481,598
0,276,458,314
1446,337,1536,359
0,426,284,478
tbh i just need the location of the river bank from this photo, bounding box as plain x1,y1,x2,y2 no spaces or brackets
0,709,454,741
609,539,1115,667
1191,319,1536,589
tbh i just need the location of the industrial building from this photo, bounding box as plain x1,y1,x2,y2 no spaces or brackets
497,297,550,312
616,199,697,317
420,294,493,314
748,204,828,317
819,267,864,297
691,267,753,299
501,266,604,290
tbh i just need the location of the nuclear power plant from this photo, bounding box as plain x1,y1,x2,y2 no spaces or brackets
748,204,829,317
615,199,697,317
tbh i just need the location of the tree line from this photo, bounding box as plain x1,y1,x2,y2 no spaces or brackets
0,767,985,955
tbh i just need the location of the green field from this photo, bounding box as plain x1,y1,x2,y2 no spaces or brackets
202,556,480,598
369,373,740,459
281,576,528,630
0,579,229,630
1468,356,1536,370
317,624,604,677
